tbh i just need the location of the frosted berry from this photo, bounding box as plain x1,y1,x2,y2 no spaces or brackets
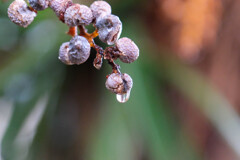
90,1,111,20
96,14,122,45
29,0,49,11
105,73,133,94
49,0,72,17
64,4,93,27
68,36,91,65
58,42,73,65
8,0,37,28
7,0,139,103
116,37,139,63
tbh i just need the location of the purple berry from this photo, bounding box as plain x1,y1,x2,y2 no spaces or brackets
49,0,72,17
96,14,122,45
8,0,37,28
90,1,111,20
68,36,91,65
116,37,139,63
64,4,93,27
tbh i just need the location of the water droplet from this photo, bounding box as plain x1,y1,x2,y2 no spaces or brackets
116,91,131,103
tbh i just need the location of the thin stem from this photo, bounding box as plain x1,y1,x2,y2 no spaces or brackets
67,26,77,37
91,29,99,39
78,25,94,46
75,25,121,73
28,6,37,13
78,25,88,36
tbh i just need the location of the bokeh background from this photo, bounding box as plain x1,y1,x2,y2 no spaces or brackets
1,0,240,160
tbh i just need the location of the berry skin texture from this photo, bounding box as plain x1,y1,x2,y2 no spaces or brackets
8,0,37,28
96,14,122,45
90,1,111,20
116,37,139,63
29,0,49,11
105,73,133,94
58,42,73,65
64,4,93,27
49,0,72,17
68,36,91,65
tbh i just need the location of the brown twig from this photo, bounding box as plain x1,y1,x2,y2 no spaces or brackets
28,6,37,13
67,25,121,73
67,26,77,37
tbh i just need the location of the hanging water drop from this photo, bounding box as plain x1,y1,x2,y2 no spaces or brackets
116,90,131,103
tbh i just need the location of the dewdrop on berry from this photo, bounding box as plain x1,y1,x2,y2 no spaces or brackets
96,14,122,45
90,1,111,20
29,0,49,11
116,37,139,63
68,36,91,65
49,0,72,17
105,73,133,94
8,0,37,28
64,4,93,27
106,73,133,103
116,91,131,103
58,42,73,65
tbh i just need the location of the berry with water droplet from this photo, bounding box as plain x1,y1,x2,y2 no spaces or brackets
105,73,133,95
29,0,49,11
90,1,111,20
68,36,91,65
64,4,93,27
116,37,139,63
96,14,122,45
8,0,37,28
58,42,73,65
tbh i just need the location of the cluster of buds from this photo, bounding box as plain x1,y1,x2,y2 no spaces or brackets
7,0,139,103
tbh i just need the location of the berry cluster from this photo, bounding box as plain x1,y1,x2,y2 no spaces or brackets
7,0,139,103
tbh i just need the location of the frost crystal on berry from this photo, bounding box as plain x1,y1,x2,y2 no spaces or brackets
90,1,111,20
64,4,93,27
8,0,37,28
68,36,91,65
116,37,139,63
29,0,49,11
96,14,122,45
